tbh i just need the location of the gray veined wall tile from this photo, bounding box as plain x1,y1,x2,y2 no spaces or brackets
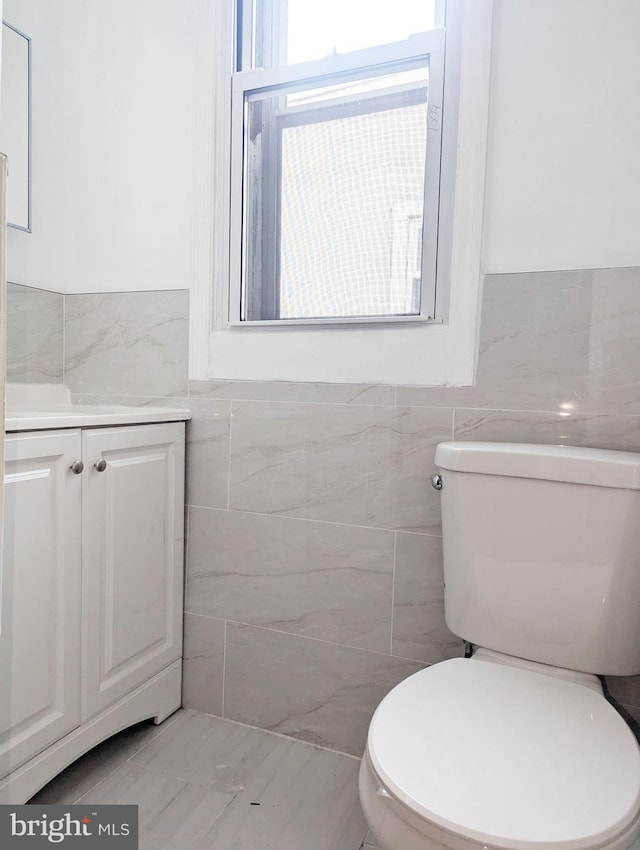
182,613,225,716
64,290,189,397
228,401,453,533
223,623,424,755
186,507,394,652
473,271,592,410
397,268,640,414
185,399,231,509
189,379,395,406
586,267,640,414
392,532,462,663
397,266,640,418
397,270,594,411
454,408,640,452
70,393,190,406
7,283,64,383
389,406,453,533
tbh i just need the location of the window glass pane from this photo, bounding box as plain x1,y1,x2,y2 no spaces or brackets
286,66,426,107
252,0,437,68
286,0,436,65
242,65,429,321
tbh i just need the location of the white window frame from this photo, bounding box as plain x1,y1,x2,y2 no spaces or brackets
229,29,445,326
188,0,493,386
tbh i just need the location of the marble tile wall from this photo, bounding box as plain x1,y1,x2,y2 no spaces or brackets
60,267,640,754
6,286,189,395
6,282,64,383
64,290,189,397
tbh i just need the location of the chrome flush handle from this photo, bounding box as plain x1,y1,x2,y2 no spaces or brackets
430,473,443,491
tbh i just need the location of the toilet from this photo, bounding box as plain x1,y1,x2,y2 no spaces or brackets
359,441,640,850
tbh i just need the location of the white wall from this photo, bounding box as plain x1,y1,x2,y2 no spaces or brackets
61,0,199,293
483,0,640,274
5,0,65,291
6,0,200,293
5,0,640,383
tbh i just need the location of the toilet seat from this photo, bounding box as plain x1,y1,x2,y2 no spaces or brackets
366,658,640,850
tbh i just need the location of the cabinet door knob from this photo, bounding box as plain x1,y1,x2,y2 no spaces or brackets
95,458,107,472
70,460,84,474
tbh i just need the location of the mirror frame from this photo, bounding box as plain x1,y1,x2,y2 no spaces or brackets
2,20,32,233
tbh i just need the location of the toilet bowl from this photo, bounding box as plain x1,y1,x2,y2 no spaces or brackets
360,442,640,850
360,655,640,850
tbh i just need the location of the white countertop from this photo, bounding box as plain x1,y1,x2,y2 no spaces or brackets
4,384,191,431
6,404,191,432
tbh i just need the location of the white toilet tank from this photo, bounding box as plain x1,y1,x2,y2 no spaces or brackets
435,442,640,676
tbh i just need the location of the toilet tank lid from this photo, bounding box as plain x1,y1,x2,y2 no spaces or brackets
435,442,640,489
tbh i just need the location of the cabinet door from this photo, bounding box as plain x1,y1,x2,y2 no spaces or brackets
82,423,185,720
0,431,82,779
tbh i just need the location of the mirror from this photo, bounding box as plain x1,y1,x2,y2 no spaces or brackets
0,21,31,231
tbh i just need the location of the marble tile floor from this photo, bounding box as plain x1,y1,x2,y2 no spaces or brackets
29,709,377,850
29,705,640,850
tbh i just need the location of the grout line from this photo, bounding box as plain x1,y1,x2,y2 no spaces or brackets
123,710,183,764
7,280,65,295
451,407,456,439
182,610,226,624
193,709,363,761
64,287,190,296
62,292,66,384
173,397,640,419
184,505,191,586
433,405,640,418
72,774,114,804
61,385,640,420
226,401,233,510
184,503,443,538
221,620,227,718
486,265,640,276
188,396,640,419
70,393,189,402
186,395,397,409
184,611,432,665
390,532,397,656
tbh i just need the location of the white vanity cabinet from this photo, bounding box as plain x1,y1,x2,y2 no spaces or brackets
0,418,186,803
0,430,83,781
82,424,184,719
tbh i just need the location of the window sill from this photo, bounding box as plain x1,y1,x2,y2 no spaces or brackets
226,315,440,328
207,320,453,386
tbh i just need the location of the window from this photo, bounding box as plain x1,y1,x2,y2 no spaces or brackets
189,0,492,386
230,1,446,324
